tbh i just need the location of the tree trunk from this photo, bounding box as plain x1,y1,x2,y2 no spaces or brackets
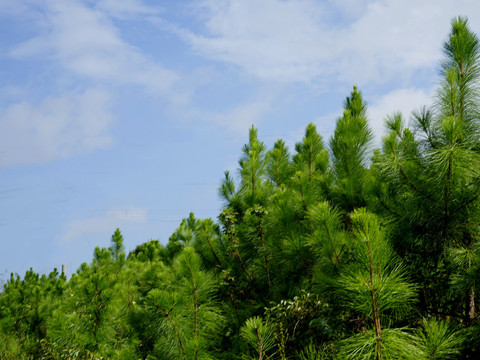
468,286,476,325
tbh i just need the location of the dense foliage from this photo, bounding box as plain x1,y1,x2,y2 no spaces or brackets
2,17,480,359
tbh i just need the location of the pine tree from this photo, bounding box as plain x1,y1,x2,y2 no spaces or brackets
239,126,270,207
143,247,224,359
330,86,373,212
0,268,65,359
293,123,330,209
371,17,480,320
110,228,125,263
266,139,294,187
336,209,418,360
240,316,275,360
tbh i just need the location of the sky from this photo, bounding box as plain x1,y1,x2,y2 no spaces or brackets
1,0,480,280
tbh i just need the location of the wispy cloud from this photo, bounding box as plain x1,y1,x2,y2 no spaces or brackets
9,0,178,95
61,206,148,244
179,0,480,85
0,0,183,168
179,0,332,83
0,89,112,167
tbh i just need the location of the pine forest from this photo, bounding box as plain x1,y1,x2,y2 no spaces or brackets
3,16,480,360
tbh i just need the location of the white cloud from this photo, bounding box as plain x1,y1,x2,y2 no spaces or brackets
181,0,332,82
61,206,148,244
9,0,178,95
180,0,480,85
0,89,112,167
368,87,434,143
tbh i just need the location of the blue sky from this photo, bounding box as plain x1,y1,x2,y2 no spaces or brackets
1,0,480,279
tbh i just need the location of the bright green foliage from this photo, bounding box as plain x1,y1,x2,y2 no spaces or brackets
338,328,421,360
239,126,271,207
43,246,123,357
142,247,225,359
439,16,480,132
307,202,351,328
266,139,294,187
240,316,275,360
416,319,467,359
338,209,417,319
171,247,225,359
168,213,226,270
0,269,65,359
449,242,480,305
110,228,125,263
330,86,373,212
371,17,480,323
294,123,329,179
193,218,224,269
297,342,335,360
129,239,170,264
293,123,330,207
336,209,418,359
308,201,348,270
219,170,237,207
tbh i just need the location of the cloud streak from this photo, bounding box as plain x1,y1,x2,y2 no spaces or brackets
0,89,113,167
1,0,182,168
61,206,149,244
9,0,178,95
